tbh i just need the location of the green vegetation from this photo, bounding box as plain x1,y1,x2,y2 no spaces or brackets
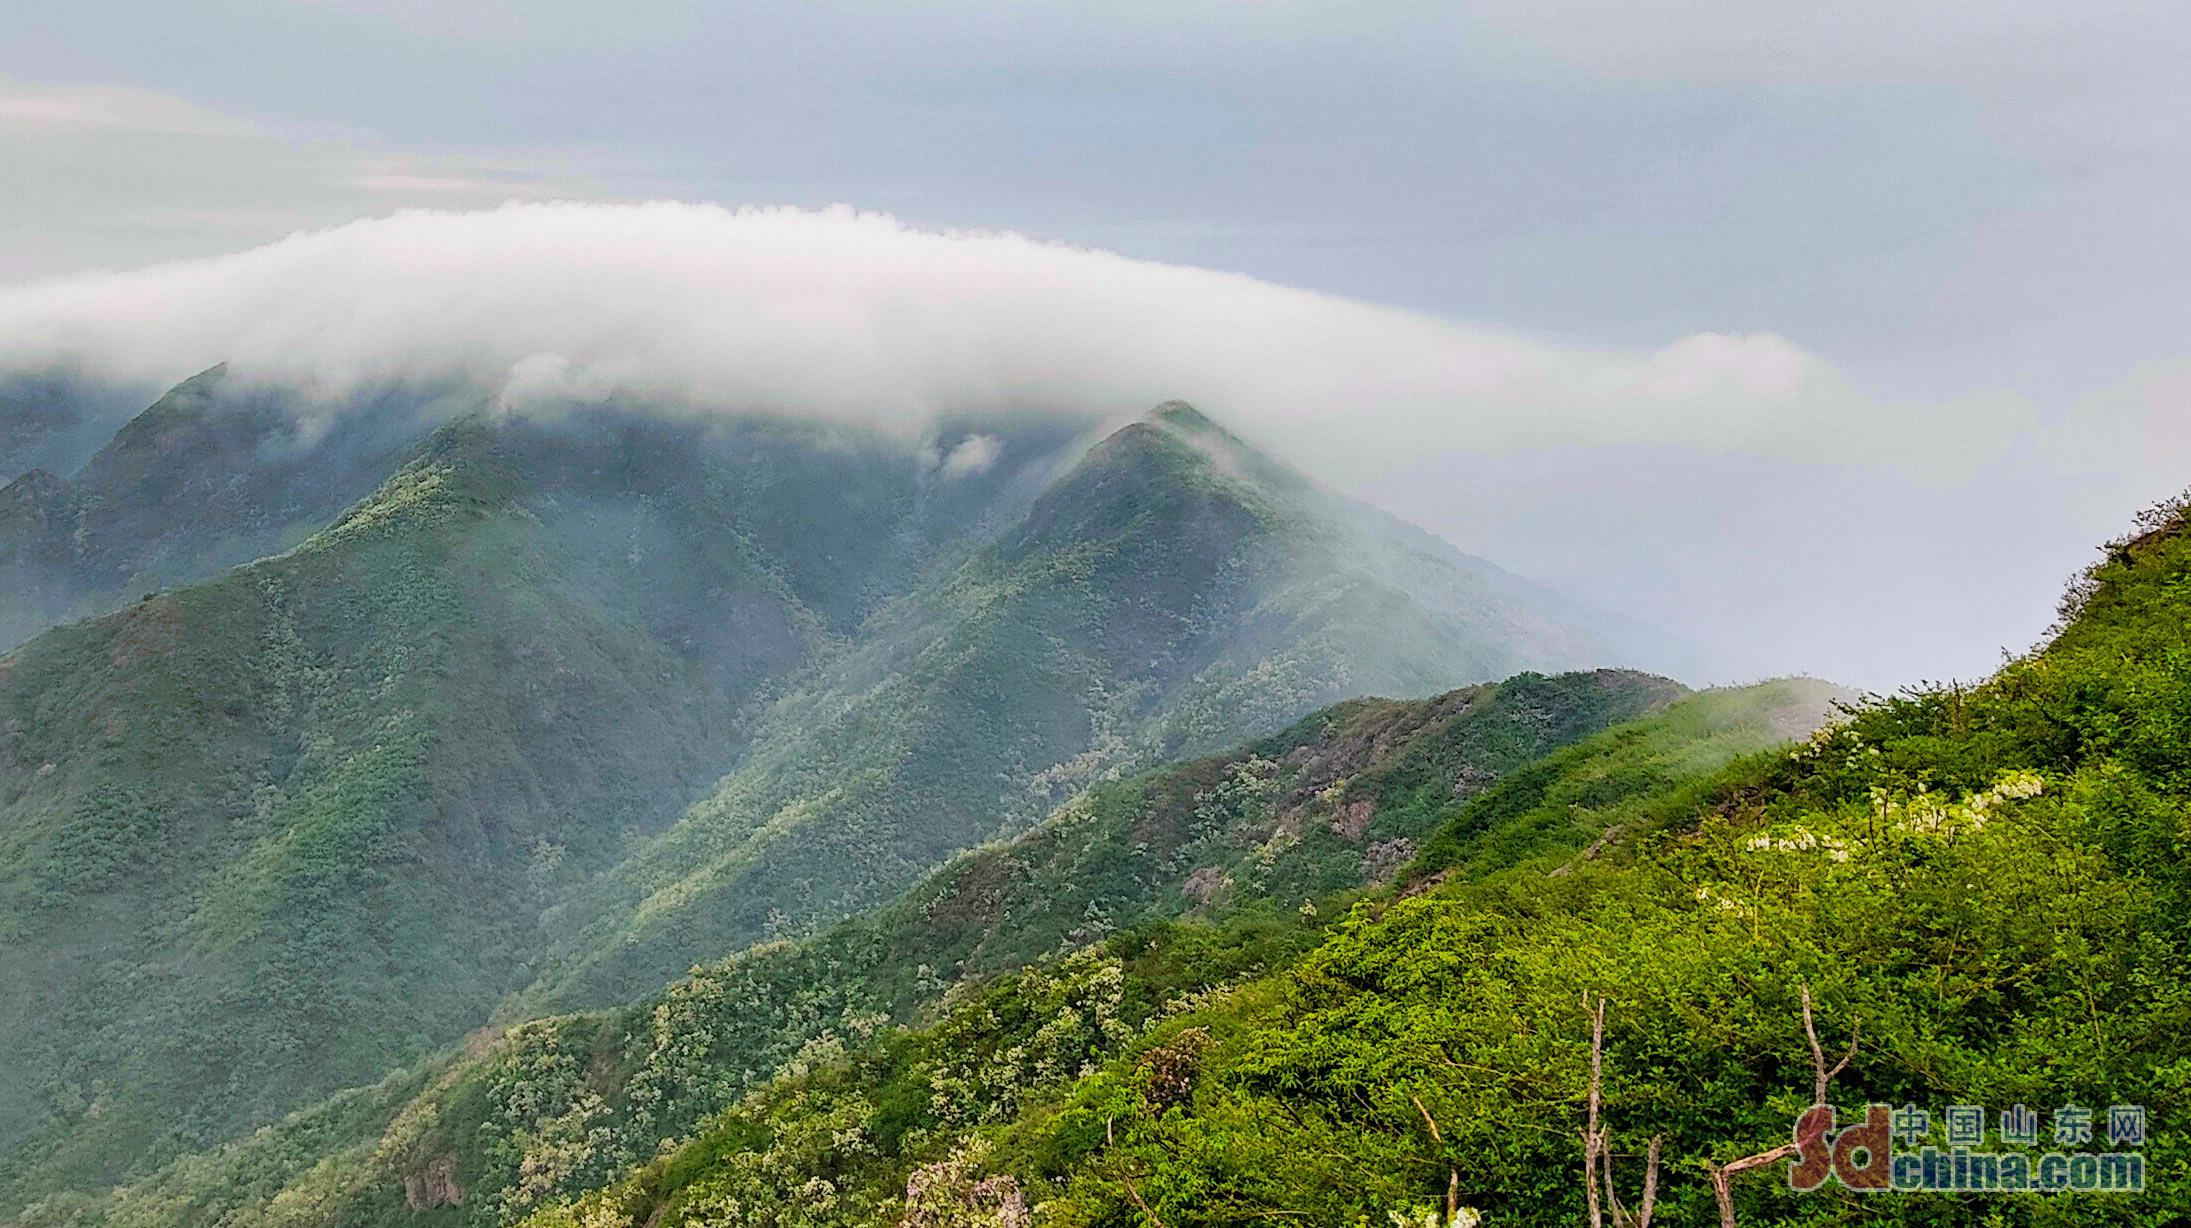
527,404,1645,1010
0,367,425,652
0,389,1646,1218
0,425,748,1208
491,499,2191,1227
9,672,1839,1227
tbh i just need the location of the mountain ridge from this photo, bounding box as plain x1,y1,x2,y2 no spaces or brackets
0,669,1850,1228
0,383,1666,1213
517,396,1649,1010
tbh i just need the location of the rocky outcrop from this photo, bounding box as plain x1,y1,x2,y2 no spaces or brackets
401,1154,462,1211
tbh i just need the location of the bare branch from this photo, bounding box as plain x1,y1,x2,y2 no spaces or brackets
1603,1145,1625,1226
1411,1094,1459,1225
1719,1142,1799,1177
1583,992,1606,1228
1411,1094,1444,1145
1714,987,1859,1225
1707,1167,1737,1228
1636,1135,1661,1228
1799,987,1859,1106
1603,1134,1663,1228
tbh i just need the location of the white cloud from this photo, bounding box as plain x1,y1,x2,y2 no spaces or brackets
0,200,2170,690
0,200,2016,474
938,434,1003,479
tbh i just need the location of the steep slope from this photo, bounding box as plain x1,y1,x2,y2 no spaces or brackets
0,367,436,653
528,402,1641,1007
0,373,146,488
0,391,1662,1219
9,670,1851,1228
0,400,1099,1208
0,368,1085,657
0,420,763,1203
514,502,2191,1225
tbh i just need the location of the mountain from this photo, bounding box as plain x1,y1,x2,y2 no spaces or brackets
78,482,2191,1228
0,375,132,489
0,367,436,653
519,400,1643,1008
0,422,748,1197
0,368,1076,658
0,381,1658,1216
0,401,1090,1203
6,671,1846,1228
497,500,2191,1225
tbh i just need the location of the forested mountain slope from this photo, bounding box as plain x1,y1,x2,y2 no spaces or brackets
492,499,2191,1226
0,422,753,1201
0,390,1653,1218
523,402,1644,1009
0,367,431,652
0,401,1082,1203
0,368,1088,660
0,373,149,498
7,670,1845,1228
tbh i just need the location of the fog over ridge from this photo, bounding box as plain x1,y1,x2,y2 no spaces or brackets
1,199,2179,691
0,200,1881,455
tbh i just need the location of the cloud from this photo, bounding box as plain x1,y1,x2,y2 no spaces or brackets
938,434,1003,479
0,200,2170,691
0,200,2014,473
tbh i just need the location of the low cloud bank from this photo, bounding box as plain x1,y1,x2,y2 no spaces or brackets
2,201,2174,690
0,200,1986,470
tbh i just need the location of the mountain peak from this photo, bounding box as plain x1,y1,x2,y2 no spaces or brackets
1140,400,1258,453
131,363,231,427
1142,399,1214,431
1,468,63,500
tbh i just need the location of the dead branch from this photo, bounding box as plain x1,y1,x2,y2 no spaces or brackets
1412,1094,1460,1225
1800,986,1858,1105
1584,992,1605,1228
1705,1145,1798,1228
1634,1135,1661,1228
1707,985,1857,1227
1582,994,1660,1228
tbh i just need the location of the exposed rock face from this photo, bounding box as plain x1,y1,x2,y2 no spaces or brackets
402,1154,462,1211
1360,836,1417,882
1328,797,1377,841
1182,864,1226,903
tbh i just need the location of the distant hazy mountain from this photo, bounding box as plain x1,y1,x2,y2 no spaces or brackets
0,367,441,652
0,376,1664,1212
0,373,152,487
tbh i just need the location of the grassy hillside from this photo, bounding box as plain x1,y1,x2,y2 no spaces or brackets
7,672,1843,1228
500,498,2191,1227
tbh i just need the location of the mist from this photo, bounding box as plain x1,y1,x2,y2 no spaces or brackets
0,200,2180,690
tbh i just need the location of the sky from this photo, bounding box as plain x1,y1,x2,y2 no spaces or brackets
2,1,2188,690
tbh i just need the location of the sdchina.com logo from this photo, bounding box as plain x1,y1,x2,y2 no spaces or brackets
1789,1102,2146,1194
